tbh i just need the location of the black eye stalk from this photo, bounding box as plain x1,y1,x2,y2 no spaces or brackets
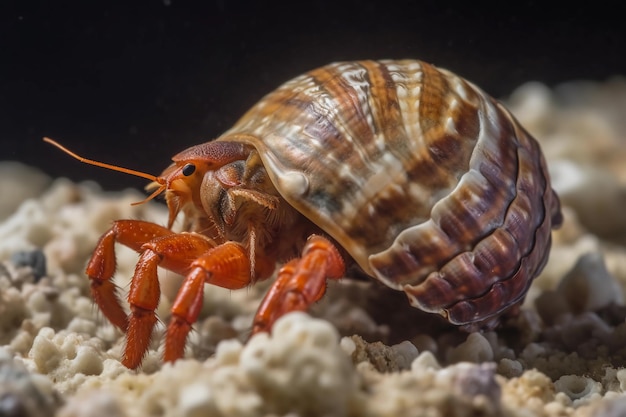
182,164,196,176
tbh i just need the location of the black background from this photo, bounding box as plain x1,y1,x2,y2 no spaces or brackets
2,1,624,191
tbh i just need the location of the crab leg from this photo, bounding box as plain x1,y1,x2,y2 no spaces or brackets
163,241,251,363
123,237,252,369
86,220,176,332
251,235,345,336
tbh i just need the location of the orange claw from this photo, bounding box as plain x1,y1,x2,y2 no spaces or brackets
251,235,345,336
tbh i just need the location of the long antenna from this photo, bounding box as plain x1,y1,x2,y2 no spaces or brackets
43,137,158,182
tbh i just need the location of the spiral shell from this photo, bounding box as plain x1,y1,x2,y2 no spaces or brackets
218,59,562,328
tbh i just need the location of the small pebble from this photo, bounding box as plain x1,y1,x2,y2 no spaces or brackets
11,250,47,281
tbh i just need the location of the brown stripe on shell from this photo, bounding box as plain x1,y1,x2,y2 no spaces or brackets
307,65,378,156
417,62,448,131
358,61,407,155
403,63,481,190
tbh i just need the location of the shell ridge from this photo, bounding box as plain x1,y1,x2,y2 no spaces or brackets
443,127,553,324
373,101,551,321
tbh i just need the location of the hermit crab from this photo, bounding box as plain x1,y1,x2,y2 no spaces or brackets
46,59,562,369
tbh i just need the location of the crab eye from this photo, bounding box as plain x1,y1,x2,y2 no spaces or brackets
182,164,196,176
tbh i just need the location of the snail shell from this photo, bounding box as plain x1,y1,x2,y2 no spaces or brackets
218,59,562,328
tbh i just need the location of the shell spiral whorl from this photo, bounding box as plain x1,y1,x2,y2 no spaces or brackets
220,59,562,328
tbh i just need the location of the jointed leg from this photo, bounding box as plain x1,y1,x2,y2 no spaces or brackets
86,220,176,332
251,235,345,336
86,219,255,369
122,236,251,369
163,242,252,363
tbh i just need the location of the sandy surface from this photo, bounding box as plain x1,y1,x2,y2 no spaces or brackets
1,78,626,417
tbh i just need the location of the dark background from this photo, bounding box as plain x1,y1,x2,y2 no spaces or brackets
2,1,624,191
